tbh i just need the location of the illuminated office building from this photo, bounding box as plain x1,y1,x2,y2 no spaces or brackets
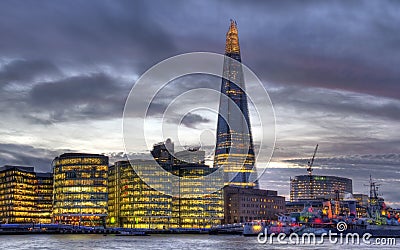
0,166,53,224
214,20,257,188
107,160,172,229
108,158,224,229
290,175,353,202
52,153,108,226
35,172,53,223
171,163,224,228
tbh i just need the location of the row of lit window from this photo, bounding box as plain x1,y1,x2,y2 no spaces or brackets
55,157,105,166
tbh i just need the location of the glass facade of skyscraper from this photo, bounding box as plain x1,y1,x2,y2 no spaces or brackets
52,153,108,226
214,20,257,188
107,160,172,229
0,166,53,224
35,172,53,223
171,164,223,228
107,160,224,229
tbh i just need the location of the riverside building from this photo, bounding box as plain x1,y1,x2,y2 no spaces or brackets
52,153,108,226
107,160,172,229
108,159,224,229
171,163,224,228
214,20,258,188
223,186,285,224
290,175,353,202
0,165,53,224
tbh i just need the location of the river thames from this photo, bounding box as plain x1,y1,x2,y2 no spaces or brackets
0,234,397,250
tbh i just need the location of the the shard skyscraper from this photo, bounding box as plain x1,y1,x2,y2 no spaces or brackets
214,20,258,188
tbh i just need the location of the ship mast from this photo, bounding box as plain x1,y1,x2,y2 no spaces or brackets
367,175,381,219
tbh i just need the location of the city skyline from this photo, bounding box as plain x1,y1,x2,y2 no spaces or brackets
0,1,399,206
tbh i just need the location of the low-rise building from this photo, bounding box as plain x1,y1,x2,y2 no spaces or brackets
353,193,369,217
223,186,285,224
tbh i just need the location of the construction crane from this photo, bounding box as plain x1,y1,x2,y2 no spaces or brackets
307,144,318,200
307,144,319,176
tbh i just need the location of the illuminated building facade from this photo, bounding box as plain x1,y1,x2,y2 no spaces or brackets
214,20,257,188
354,193,369,207
35,172,53,223
290,175,353,202
223,186,285,224
52,153,108,226
171,163,224,228
108,158,224,229
0,166,53,224
107,160,172,229
353,193,368,217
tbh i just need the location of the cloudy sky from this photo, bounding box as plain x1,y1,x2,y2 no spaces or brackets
0,1,399,205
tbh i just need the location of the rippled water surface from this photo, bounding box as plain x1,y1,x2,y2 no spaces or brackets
0,234,397,249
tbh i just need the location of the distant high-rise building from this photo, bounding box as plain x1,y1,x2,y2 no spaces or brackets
290,175,353,202
214,20,257,188
0,165,53,224
151,138,175,169
52,153,108,226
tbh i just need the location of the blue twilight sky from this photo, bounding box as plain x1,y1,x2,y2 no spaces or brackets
0,0,399,205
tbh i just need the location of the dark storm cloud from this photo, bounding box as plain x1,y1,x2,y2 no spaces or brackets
25,73,129,123
134,74,219,126
230,1,400,100
0,143,72,172
0,0,399,99
146,101,212,129
0,0,177,72
0,143,154,172
271,137,400,161
0,142,155,172
269,86,400,121
14,72,216,125
286,153,400,167
0,59,61,87
180,113,211,129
